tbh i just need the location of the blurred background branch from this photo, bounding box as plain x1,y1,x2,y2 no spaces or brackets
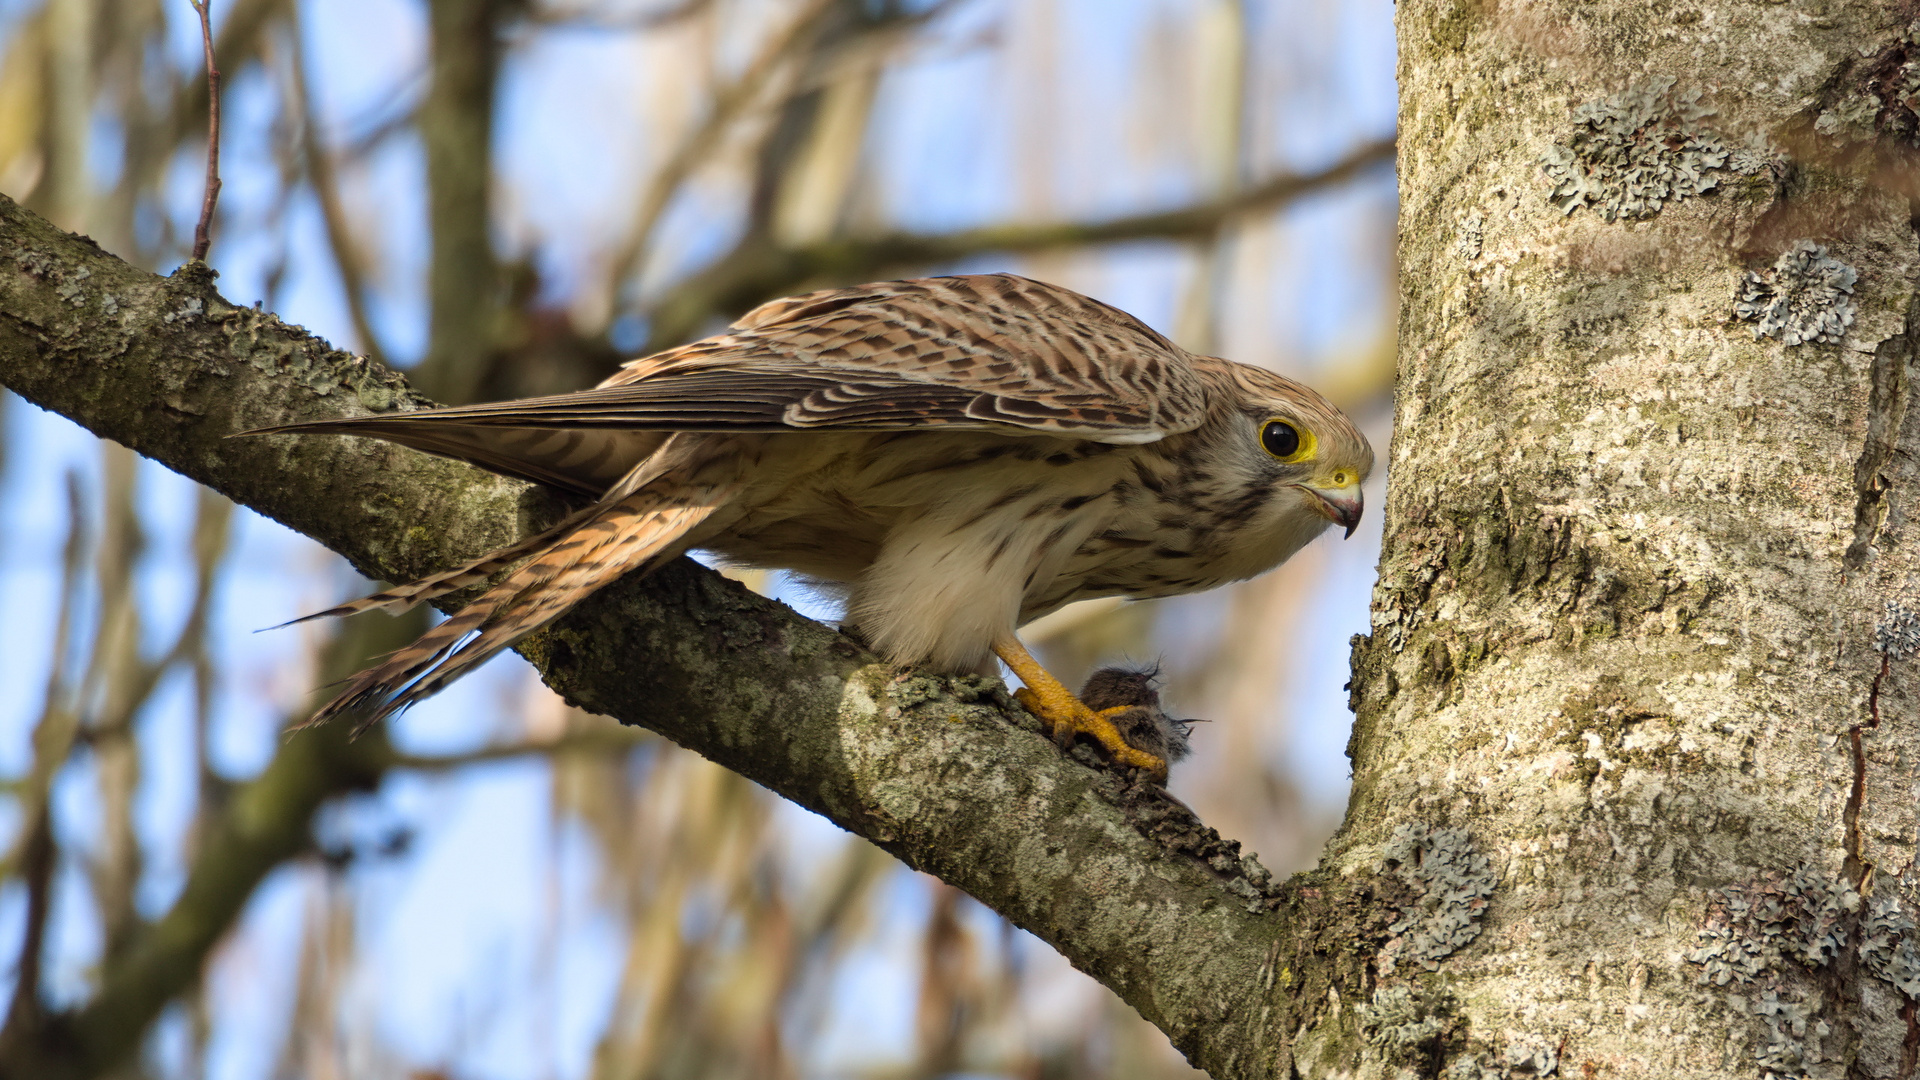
637,133,1394,352
414,0,511,404
0,0,1396,1076
286,16,393,370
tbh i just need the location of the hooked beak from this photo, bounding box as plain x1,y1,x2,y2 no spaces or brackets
1293,484,1364,539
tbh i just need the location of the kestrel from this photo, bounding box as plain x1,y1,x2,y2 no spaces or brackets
252,274,1373,781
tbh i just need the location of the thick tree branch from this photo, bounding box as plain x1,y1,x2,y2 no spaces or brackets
0,194,1354,1079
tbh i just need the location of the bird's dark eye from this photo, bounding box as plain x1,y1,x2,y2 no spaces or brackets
1261,420,1308,461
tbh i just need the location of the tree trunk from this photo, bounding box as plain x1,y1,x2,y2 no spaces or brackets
1318,2,1920,1077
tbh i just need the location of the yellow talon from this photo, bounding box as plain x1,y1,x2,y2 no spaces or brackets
996,636,1169,783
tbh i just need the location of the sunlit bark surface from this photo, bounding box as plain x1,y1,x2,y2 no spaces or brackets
1325,3,1920,1077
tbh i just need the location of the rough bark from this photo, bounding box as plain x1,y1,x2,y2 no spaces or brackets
0,194,1362,1080
1324,3,1920,1078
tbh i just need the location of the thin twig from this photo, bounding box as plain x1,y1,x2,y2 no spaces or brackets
188,0,222,263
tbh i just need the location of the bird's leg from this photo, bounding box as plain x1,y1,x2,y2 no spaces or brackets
993,635,1169,783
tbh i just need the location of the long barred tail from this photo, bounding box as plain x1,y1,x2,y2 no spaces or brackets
301,478,740,734
279,438,689,626
276,506,599,625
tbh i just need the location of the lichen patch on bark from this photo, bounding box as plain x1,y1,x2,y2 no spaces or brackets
1360,1,1920,1076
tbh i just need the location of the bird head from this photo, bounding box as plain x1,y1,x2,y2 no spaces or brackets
1202,361,1375,542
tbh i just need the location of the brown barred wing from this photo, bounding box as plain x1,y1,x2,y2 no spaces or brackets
603,272,1211,443
238,273,1210,492
236,417,669,497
